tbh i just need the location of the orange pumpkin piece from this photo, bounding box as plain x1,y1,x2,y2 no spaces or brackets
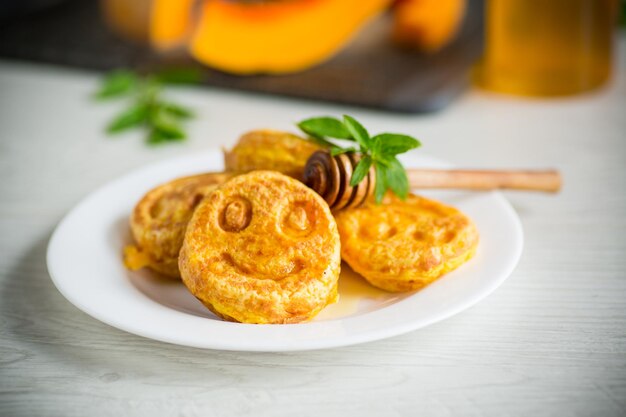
150,0,198,50
188,0,391,74
393,0,467,52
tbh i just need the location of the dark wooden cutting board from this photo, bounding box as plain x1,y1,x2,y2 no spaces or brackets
0,0,483,113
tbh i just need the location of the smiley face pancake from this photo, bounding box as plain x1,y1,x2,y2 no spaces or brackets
223,130,322,180
335,193,479,292
179,171,341,324
125,172,231,278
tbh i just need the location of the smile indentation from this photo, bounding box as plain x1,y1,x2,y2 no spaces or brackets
221,252,304,280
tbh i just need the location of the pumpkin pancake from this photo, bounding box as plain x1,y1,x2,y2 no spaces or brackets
179,171,341,324
223,129,322,180
335,193,479,292
125,172,231,278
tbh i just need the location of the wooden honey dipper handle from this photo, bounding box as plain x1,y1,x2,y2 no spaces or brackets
406,169,561,192
303,151,562,211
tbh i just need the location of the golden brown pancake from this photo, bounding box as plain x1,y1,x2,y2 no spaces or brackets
179,171,341,324
223,129,322,180
125,172,231,278
335,193,479,292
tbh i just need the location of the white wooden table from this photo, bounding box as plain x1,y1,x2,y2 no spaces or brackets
1,34,625,417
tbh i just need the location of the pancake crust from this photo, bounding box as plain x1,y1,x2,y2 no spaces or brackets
335,193,479,292
223,130,321,180
126,172,230,278
179,171,341,324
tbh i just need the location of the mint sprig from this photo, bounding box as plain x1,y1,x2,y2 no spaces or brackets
298,115,420,204
95,69,200,145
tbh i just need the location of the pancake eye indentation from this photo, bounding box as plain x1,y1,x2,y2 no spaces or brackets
220,196,252,232
287,206,308,231
281,201,315,238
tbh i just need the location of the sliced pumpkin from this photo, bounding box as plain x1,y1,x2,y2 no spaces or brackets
188,0,391,75
150,0,198,50
393,0,467,53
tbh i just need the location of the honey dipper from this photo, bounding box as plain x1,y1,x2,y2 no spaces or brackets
303,150,561,211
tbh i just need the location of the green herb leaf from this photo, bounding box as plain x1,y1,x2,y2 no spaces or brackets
151,107,186,139
147,127,186,145
147,127,185,144
372,133,420,156
96,69,194,145
384,157,410,200
106,104,148,134
95,70,138,99
374,163,387,204
343,115,371,151
161,102,194,119
298,117,353,140
330,146,357,156
350,155,372,187
147,129,169,145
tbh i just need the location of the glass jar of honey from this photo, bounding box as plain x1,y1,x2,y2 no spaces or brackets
474,0,616,96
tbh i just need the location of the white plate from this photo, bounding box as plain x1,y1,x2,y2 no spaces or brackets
47,150,523,352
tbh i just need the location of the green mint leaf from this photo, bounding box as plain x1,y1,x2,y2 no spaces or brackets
384,157,410,200
298,117,353,140
148,127,186,144
156,68,204,85
147,130,164,144
343,115,370,151
374,163,387,204
350,155,372,187
373,153,392,168
151,107,186,140
330,146,357,156
161,102,194,119
372,133,420,157
147,129,169,145
95,70,138,99
148,127,186,145
106,104,148,134
97,70,192,145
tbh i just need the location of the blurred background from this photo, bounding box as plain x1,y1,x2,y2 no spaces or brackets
0,0,622,113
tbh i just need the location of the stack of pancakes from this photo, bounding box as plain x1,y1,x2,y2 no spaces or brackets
125,129,478,324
